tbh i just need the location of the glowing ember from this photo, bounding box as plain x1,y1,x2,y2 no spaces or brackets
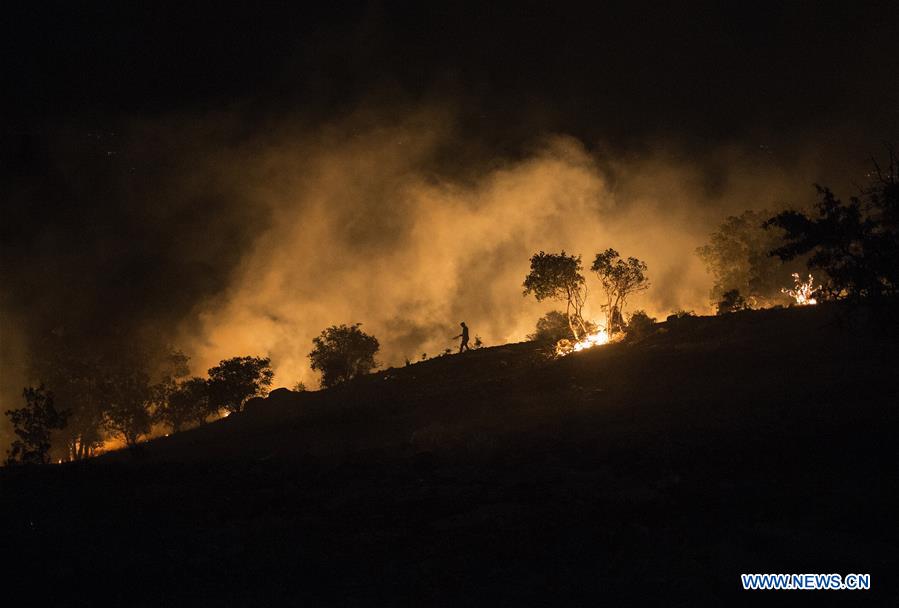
555,329,610,356
783,273,819,306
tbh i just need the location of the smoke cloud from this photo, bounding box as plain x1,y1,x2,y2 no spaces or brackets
166,108,839,387
0,103,870,450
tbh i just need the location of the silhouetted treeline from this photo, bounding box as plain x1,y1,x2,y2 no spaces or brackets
765,148,898,301
699,148,899,309
4,346,274,464
6,316,394,464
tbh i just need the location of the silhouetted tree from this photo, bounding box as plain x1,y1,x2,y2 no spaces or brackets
37,351,107,460
158,377,210,433
765,153,899,300
104,368,154,446
528,310,598,344
697,209,796,306
591,248,649,335
5,386,69,465
716,289,747,315
523,251,589,340
207,356,275,414
309,324,379,388
26,337,194,458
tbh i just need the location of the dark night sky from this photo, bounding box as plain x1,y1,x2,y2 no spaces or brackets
4,2,898,145
1,1,898,425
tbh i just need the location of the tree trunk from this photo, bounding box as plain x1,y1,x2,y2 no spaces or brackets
567,311,580,341
565,287,580,341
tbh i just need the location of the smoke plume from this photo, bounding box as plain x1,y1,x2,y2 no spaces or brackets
0,104,872,450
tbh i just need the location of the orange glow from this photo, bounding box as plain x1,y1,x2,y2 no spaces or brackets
555,328,611,356
783,273,819,306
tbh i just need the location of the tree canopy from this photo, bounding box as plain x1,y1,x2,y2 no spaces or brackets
207,356,275,414
523,251,589,340
765,172,898,300
697,209,795,306
104,368,154,446
5,386,69,465
158,377,211,433
309,324,380,388
34,348,108,461
590,248,649,335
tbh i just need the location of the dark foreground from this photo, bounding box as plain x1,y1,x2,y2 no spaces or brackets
2,305,898,606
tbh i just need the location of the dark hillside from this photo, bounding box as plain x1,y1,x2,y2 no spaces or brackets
3,304,898,605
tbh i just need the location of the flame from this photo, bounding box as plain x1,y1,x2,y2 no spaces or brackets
555,328,611,356
572,329,611,351
783,273,819,306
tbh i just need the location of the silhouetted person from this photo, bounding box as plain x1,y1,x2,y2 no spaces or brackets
455,322,470,353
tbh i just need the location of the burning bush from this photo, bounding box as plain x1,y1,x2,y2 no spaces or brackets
782,273,819,306
553,329,610,357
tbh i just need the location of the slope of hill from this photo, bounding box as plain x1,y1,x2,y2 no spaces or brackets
3,304,897,605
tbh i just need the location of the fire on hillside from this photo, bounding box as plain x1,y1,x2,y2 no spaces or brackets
555,328,612,357
783,273,820,306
